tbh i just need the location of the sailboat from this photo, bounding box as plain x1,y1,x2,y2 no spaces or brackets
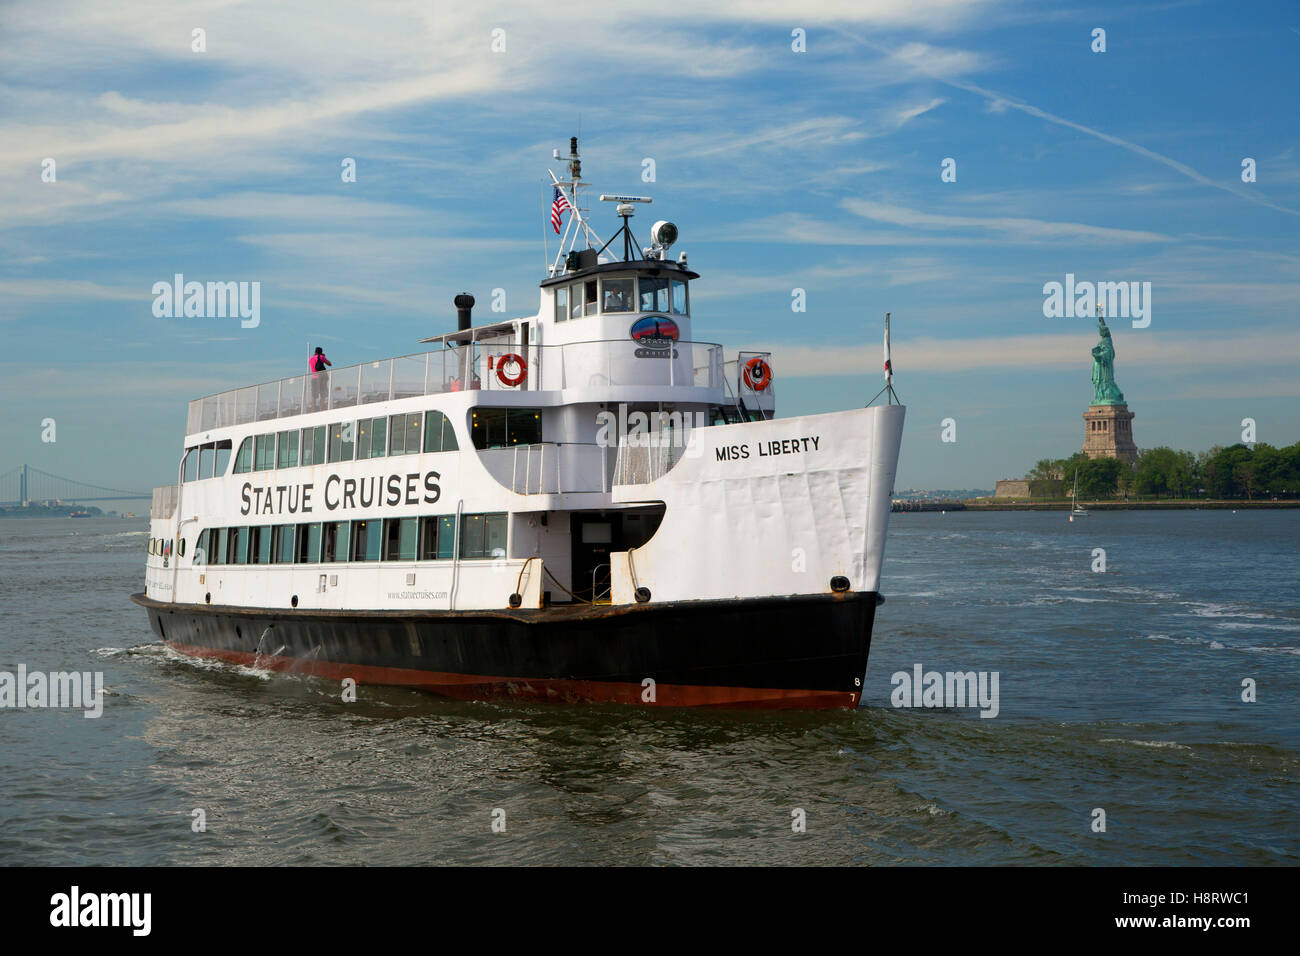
1070,471,1089,518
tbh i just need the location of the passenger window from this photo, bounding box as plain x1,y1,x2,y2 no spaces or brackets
255,434,275,471
322,521,350,562
273,525,295,563
329,423,354,462
296,523,322,563
276,430,299,469
234,437,253,474
384,517,418,561
350,520,381,561
213,440,231,476
423,410,458,453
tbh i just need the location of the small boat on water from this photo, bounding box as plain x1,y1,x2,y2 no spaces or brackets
1070,472,1089,518
132,136,906,708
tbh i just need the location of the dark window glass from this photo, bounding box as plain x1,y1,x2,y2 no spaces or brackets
234,438,253,474
276,430,299,469
507,409,542,446
584,280,598,316
370,416,387,457
351,520,381,562
183,448,199,482
300,426,326,466
296,523,322,563
194,529,207,563
485,513,507,558
199,444,214,480
212,528,228,565
471,408,506,449
230,527,249,565
418,516,440,560
436,516,456,558
384,517,418,560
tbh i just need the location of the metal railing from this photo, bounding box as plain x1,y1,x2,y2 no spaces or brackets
187,340,725,435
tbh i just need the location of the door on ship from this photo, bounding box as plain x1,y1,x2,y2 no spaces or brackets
570,513,621,603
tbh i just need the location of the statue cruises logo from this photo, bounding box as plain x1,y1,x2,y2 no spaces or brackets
1042,274,1151,328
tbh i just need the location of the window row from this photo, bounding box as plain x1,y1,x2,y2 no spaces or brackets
233,409,458,474
554,275,688,322
182,440,233,482
195,512,507,565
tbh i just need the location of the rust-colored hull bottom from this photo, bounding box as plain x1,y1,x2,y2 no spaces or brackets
164,641,860,709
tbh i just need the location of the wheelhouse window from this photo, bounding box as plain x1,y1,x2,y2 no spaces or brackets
584,279,598,316
423,410,459,453
639,276,670,313
383,517,418,561
183,448,200,482
459,512,507,559
471,407,542,449
602,277,633,312
199,444,214,480
554,286,568,322
670,279,688,316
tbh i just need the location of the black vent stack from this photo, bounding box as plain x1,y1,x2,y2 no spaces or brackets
454,293,475,331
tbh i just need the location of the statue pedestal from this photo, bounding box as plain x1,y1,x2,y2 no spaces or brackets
1082,404,1138,465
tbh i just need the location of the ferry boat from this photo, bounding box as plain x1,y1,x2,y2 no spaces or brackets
132,137,906,708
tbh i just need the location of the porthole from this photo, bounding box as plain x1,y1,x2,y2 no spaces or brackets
291,595,299,608
179,538,186,557
205,592,211,605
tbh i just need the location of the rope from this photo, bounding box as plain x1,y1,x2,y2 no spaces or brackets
543,564,591,604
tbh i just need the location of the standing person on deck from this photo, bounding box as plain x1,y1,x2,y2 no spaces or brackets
309,346,332,410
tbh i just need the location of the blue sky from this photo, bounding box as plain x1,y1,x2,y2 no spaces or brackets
3,0,1298,494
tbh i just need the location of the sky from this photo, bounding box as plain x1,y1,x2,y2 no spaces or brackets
2,0,1298,495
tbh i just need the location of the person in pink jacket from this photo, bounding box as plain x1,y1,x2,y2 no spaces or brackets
309,347,332,410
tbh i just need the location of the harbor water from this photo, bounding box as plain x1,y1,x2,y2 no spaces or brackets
1,510,1295,865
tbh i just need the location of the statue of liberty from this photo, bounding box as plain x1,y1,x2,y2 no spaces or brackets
1091,314,1125,405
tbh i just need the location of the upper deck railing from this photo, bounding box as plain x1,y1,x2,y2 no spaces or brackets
187,339,725,435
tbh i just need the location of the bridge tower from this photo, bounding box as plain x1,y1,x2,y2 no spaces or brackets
20,463,27,505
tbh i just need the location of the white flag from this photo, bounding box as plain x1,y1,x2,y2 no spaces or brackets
883,312,893,385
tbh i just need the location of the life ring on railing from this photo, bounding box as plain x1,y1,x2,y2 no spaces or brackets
743,356,773,391
496,353,527,387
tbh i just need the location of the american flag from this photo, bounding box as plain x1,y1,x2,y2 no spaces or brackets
550,186,570,234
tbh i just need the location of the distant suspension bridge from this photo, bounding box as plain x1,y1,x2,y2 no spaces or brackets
0,464,151,506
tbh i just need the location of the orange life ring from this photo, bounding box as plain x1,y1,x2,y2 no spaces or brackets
496,353,527,387
743,356,772,391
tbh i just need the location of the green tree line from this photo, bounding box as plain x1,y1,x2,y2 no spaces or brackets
1026,441,1300,500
